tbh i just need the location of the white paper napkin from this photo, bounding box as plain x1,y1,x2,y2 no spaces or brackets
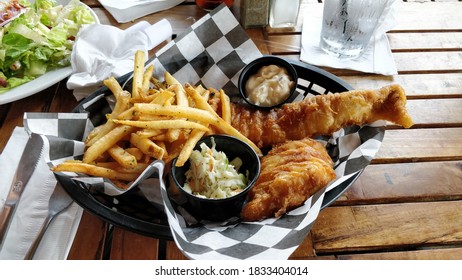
67,19,173,100
98,0,184,23
0,127,83,260
300,0,398,75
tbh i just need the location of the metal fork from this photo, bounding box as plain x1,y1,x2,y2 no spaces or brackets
24,183,74,260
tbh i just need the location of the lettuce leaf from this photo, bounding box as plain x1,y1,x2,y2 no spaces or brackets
0,0,95,92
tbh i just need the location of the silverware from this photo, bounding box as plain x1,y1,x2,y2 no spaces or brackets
0,133,44,248
24,183,73,260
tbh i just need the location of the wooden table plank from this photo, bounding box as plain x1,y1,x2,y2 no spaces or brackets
341,73,462,99
404,99,462,127
338,247,462,260
311,201,462,254
394,52,462,74
334,161,462,205
109,227,159,260
278,51,462,76
165,241,189,260
388,32,462,51
49,80,79,113
67,212,109,260
394,2,462,31
374,128,462,163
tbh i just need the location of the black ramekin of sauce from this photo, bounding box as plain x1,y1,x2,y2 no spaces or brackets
238,56,298,109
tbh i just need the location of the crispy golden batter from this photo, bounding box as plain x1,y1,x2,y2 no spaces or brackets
231,84,414,148
241,138,336,222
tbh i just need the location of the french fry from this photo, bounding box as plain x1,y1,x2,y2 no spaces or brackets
135,129,164,138
142,65,154,95
104,76,123,98
108,92,131,119
125,147,145,161
137,114,171,121
96,162,150,174
107,144,137,169
165,73,189,142
86,79,131,146
83,125,136,163
220,89,231,124
84,124,104,146
133,103,220,125
132,51,146,98
165,73,188,107
130,132,165,159
175,129,206,167
150,134,168,141
156,141,168,158
165,117,182,142
195,84,208,96
113,119,210,131
148,89,175,105
52,161,140,182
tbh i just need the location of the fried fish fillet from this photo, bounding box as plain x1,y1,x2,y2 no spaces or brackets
241,138,336,222
230,84,414,148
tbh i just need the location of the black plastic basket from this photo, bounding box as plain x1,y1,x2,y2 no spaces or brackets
63,60,357,239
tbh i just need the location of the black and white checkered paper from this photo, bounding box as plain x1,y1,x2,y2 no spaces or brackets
148,4,261,100
22,5,386,259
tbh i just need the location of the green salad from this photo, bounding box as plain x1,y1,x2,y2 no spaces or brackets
0,0,95,93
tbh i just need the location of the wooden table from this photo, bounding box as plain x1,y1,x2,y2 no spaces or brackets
1,0,461,260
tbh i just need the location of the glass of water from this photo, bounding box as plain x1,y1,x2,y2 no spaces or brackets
319,0,393,59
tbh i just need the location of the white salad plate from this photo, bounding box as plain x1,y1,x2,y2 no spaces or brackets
0,1,99,105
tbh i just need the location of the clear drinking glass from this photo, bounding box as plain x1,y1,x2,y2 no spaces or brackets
319,0,393,59
269,0,301,28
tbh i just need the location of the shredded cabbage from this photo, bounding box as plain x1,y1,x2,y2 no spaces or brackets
0,0,95,93
184,137,248,199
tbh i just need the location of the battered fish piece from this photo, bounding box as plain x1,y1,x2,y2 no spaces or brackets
241,138,336,222
231,84,414,148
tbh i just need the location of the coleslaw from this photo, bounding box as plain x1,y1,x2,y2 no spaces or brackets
184,137,248,199
0,0,95,93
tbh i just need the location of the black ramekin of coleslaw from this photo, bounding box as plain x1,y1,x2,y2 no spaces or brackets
170,134,261,222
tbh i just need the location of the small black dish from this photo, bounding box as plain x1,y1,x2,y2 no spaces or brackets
170,135,261,222
238,55,298,109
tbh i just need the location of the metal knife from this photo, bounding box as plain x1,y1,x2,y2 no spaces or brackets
0,133,44,247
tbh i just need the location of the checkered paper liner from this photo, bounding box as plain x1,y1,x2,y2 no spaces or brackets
146,4,261,101
23,4,386,259
23,112,385,260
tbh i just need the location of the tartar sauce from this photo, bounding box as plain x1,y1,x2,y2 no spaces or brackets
245,64,294,107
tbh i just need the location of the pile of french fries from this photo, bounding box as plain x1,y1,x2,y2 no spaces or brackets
52,51,261,189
